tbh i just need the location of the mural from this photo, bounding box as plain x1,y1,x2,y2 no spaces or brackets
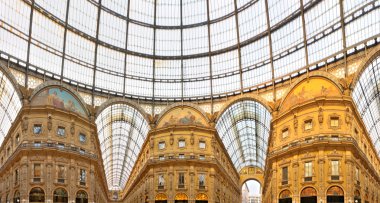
280,190,292,199
157,107,208,128
31,87,86,117
301,187,317,197
281,78,341,112
327,186,344,196
155,193,167,200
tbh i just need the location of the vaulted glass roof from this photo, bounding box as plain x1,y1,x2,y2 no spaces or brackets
95,103,149,191
0,0,379,101
216,100,271,171
353,55,380,156
0,68,22,145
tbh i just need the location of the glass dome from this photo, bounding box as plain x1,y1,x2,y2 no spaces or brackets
0,0,379,101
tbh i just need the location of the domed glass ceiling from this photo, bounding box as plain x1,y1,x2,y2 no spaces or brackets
0,0,379,101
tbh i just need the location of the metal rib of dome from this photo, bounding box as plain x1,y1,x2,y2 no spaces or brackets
0,0,379,101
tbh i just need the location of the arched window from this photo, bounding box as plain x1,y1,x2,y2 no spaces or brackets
326,186,344,203
95,103,149,190
53,188,68,203
13,191,20,203
175,193,188,203
241,180,261,203
195,193,208,203
300,187,317,203
76,190,88,203
216,100,271,171
155,193,167,203
29,187,45,203
279,190,292,203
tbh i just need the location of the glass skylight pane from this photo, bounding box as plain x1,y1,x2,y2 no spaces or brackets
129,0,154,24
271,17,303,56
268,0,299,26
97,45,125,74
242,64,272,88
273,48,306,78
183,80,210,97
102,0,129,16
35,0,67,20
238,0,267,42
127,23,154,54
212,74,240,95
209,0,234,20
95,71,124,93
155,60,181,79
126,55,153,78
155,82,181,98
99,10,127,48
29,44,62,75
125,78,153,97
156,0,180,26
210,16,237,51
305,0,340,38
0,0,30,33
63,59,94,86
65,31,95,64
307,29,342,64
68,0,98,36
240,37,270,68
32,11,64,50
0,29,28,61
212,50,239,75
155,29,181,56
183,26,209,55
344,0,371,15
183,57,210,79
182,0,207,25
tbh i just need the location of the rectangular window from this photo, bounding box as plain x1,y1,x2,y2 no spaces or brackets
79,169,86,185
199,155,205,160
158,174,164,189
282,128,289,138
159,155,165,160
79,148,85,154
178,172,185,188
158,141,166,150
34,163,41,182
282,167,288,185
58,143,65,149
34,141,41,148
15,134,20,144
304,162,312,181
178,140,186,148
199,141,206,149
331,160,339,180
199,174,205,189
57,126,65,137
355,167,360,184
79,133,86,143
179,154,185,159
330,117,339,127
58,165,65,183
304,120,312,131
33,124,42,134
15,169,19,185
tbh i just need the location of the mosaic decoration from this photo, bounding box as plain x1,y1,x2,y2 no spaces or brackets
175,193,188,200
281,78,341,112
31,87,86,117
301,187,317,197
280,190,292,199
327,186,344,196
157,107,208,128
196,193,208,200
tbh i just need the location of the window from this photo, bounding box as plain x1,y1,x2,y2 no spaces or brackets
33,164,41,182
199,141,206,149
199,155,205,160
79,133,86,143
7,147,10,157
159,155,165,160
304,120,312,131
282,128,289,138
33,124,42,134
178,172,185,188
178,140,186,148
79,169,86,185
331,135,339,141
79,148,85,154
15,134,20,144
179,154,185,159
158,174,164,189
57,165,65,183
304,162,312,181
330,117,339,127
199,174,205,189
58,143,65,149
14,169,19,185
282,167,288,185
57,126,65,137
34,141,41,148
355,167,360,185
331,160,339,180
158,141,166,150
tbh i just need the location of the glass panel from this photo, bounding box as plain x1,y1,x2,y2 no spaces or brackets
129,0,154,24
182,0,207,25
35,0,67,20
212,50,239,76
238,0,267,42
127,23,154,54
155,60,181,79
125,78,153,97
183,80,210,98
102,0,129,16
0,0,30,33
212,74,240,95
99,10,127,48
156,0,180,26
210,16,237,51
32,11,64,50
155,29,181,56
182,26,209,55
125,55,153,78
29,44,62,75
68,0,98,36
183,57,210,79
209,0,234,20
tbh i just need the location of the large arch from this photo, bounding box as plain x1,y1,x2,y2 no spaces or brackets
215,99,271,171
95,102,150,191
0,64,22,146
352,50,380,156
